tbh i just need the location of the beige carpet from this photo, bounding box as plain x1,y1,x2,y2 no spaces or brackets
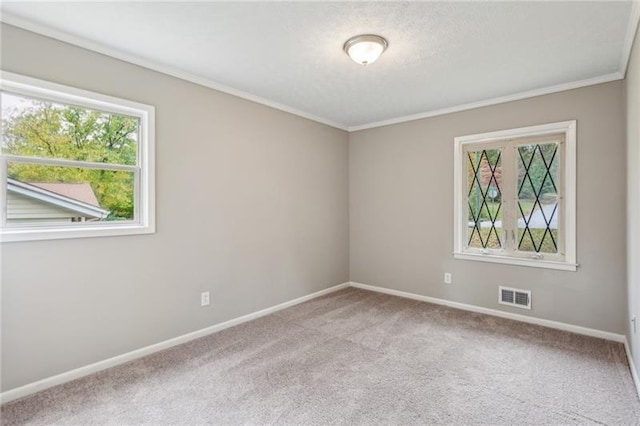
2,287,639,425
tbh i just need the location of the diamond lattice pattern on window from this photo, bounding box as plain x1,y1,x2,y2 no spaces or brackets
467,149,502,249
517,142,559,253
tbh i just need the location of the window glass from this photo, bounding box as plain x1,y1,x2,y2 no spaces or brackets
1,72,155,242
7,162,135,222
516,142,560,254
454,121,576,271
2,92,139,165
466,148,503,250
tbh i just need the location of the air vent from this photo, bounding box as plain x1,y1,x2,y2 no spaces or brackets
499,286,531,310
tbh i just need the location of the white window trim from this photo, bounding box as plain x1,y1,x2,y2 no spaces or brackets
0,71,155,242
453,120,577,271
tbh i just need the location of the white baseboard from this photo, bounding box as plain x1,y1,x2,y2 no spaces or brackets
4,281,637,404
349,282,626,343
0,282,350,404
350,281,640,399
624,338,640,401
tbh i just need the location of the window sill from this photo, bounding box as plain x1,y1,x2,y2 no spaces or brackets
453,252,577,271
1,223,155,243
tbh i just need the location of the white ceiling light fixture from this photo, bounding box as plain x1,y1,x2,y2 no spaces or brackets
343,34,388,66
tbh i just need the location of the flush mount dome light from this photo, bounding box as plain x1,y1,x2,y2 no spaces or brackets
343,34,388,66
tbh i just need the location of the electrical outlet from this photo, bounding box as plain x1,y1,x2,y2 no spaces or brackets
200,291,210,307
444,273,452,284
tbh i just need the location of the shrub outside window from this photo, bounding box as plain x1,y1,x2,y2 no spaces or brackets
0,72,155,242
453,121,576,271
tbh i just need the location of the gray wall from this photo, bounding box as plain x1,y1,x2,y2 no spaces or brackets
0,24,349,392
1,21,633,395
350,81,627,333
626,25,640,372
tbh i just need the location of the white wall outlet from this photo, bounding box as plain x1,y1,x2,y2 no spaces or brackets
444,273,452,284
200,291,210,307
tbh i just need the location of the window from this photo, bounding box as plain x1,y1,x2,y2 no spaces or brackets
1,72,155,242
453,121,576,271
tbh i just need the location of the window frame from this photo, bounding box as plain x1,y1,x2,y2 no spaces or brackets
0,71,155,242
453,121,577,271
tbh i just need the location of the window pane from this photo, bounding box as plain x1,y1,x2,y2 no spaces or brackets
7,162,135,223
1,92,138,165
466,148,503,249
516,142,559,253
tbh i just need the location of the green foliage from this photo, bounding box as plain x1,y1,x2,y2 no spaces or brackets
2,97,139,220
518,228,558,253
467,149,503,221
8,163,134,220
466,143,560,254
468,199,502,223
517,143,558,201
468,227,558,253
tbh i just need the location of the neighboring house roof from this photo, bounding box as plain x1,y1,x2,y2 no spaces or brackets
29,182,101,207
7,178,110,219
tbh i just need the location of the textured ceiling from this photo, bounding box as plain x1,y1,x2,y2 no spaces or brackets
0,1,636,129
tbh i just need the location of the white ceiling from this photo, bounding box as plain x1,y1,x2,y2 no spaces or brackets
1,1,638,130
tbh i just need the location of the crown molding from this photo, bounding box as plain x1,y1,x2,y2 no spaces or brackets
0,11,632,134
620,0,640,77
348,72,624,132
0,13,349,131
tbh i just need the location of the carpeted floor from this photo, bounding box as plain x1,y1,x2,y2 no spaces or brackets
2,287,639,425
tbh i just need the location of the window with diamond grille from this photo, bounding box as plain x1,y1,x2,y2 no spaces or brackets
516,142,560,254
466,148,503,250
453,121,577,271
